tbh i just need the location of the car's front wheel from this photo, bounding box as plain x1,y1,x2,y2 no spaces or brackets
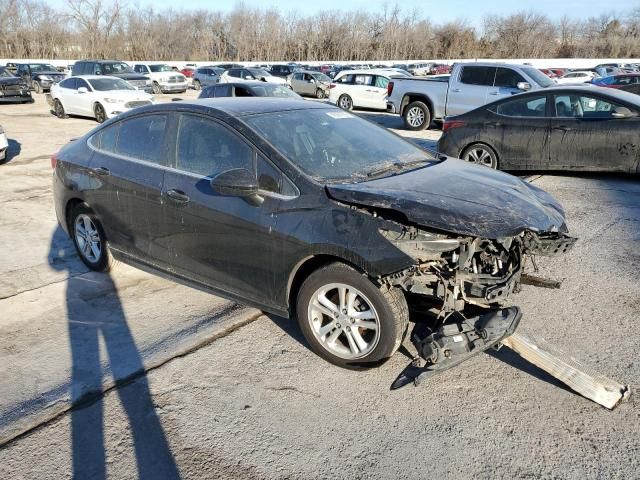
338,94,353,111
33,81,43,94
316,88,325,99
70,204,113,272
194,80,201,91
152,82,162,94
94,103,106,123
296,263,408,368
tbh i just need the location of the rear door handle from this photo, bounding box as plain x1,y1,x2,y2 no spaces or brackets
488,91,499,96
165,189,190,203
451,88,461,93
93,167,110,176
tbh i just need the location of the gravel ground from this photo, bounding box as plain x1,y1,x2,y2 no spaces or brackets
0,91,638,479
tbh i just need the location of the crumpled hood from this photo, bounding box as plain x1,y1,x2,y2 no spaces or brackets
0,77,27,86
326,158,568,238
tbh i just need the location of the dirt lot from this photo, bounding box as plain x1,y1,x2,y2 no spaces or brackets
0,91,639,479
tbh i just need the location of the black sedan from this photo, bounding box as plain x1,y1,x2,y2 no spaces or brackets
198,81,301,99
0,67,33,103
438,86,640,173
52,99,574,369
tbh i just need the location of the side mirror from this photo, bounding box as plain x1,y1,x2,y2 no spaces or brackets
611,106,635,118
517,82,531,91
78,87,88,94
211,168,263,205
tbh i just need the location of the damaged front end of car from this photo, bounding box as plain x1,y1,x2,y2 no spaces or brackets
376,224,577,389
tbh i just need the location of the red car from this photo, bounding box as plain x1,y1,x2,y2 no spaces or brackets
180,66,196,78
430,64,451,75
539,68,559,78
592,73,640,89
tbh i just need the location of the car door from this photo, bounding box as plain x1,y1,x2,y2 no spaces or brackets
489,93,551,170
74,78,94,117
351,74,375,108
56,78,77,113
290,73,303,93
488,67,527,101
86,113,172,261
161,113,281,305
446,66,495,116
365,75,390,110
549,93,640,172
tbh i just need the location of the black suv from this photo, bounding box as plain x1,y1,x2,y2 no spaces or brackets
71,60,152,93
16,63,66,93
0,67,33,103
269,65,299,77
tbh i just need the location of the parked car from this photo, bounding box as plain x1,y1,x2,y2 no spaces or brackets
132,63,188,94
192,67,225,90
555,71,598,84
430,64,452,75
50,76,154,123
437,86,640,174
539,68,559,79
0,125,7,163
198,82,301,99
591,74,640,89
180,66,196,78
386,62,556,130
327,65,351,78
288,71,331,98
213,63,244,70
0,67,33,103
52,98,574,369
329,70,395,111
270,64,299,78
406,63,432,76
619,83,640,96
16,63,66,93
219,68,289,87
72,60,152,93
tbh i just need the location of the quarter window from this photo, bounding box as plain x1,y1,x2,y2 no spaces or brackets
495,95,547,117
257,155,297,196
374,76,389,89
494,68,526,88
92,123,120,152
115,115,168,164
76,78,90,90
59,78,76,89
459,66,496,86
175,115,253,177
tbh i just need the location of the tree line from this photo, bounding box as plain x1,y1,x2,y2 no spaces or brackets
1,0,639,62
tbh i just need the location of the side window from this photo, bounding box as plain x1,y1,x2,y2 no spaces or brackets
76,78,90,90
257,155,297,196
354,75,373,86
59,78,76,89
554,95,627,118
92,123,120,153
115,115,168,164
242,70,254,79
228,70,241,78
336,74,354,84
175,115,253,178
293,73,302,81
374,76,389,89
495,95,547,117
494,68,526,88
93,64,102,75
459,66,496,86
234,87,253,97
215,84,232,97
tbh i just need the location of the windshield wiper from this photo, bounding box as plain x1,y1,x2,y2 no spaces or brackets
366,159,431,179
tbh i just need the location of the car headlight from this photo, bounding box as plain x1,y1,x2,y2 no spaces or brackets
103,98,120,103
379,228,460,261
38,75,52,81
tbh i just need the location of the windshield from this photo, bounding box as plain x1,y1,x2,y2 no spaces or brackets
88,78,135,91
149,64,173,72
252,84,300,98
311,73,331,83
101,62,134,74
0,68,14,77
249,68,271,77
522,67,555,88
29,64,57,72
245,109,436,183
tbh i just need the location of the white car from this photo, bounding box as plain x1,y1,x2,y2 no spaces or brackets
132,63,188,94
219,67,288,87
555,71,598,84
0,125,8,162
50,76,154,123
329,69,395,111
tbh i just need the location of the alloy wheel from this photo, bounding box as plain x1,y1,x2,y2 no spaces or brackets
74,214,102,264
94,104,106,123
463,146,496,168
338,95,352,110
307,283,381,360
406,106,425,128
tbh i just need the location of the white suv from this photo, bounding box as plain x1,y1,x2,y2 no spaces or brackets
132,63,188,94
329,70,394,111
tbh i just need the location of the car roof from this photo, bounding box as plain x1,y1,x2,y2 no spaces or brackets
165,97,331,116
68,75,123,80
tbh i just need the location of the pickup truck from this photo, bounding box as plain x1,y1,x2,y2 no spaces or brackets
386,62,555,130
132,63,189,94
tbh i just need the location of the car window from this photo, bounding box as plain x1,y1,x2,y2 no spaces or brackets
59,78,76,89
214,84,232,97
114,115,168,164
554,94,629,119
228,70,241,78
336,74,354,84
92,123,120,152
354,75,374,86
234,86,253,97
374,76,389,89
76,78,90,90
494,68,526,88
175,114,253,178
495,95,547,117
459,66,496,86
257,154,297,196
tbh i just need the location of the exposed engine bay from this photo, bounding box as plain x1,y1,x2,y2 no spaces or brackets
377,223,577,388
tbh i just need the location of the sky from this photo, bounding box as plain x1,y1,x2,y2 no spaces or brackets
49,0,639,24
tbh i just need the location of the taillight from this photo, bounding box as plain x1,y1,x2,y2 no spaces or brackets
387,81,394,96
442,120,465,132
51,152,58,169
329,83,336,89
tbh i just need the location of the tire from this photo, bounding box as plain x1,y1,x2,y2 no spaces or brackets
403,100,431,131
316,88,325,99
194,80,201,91
461,143,499,169
94,103,107,123
69,204,113,272
53,99,67,119
33,81,43,94
152,82,162,94
296,262,409,368
337,94,353,111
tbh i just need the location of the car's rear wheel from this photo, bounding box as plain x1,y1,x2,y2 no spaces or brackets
194,80,201,91
33,81,43,94
94,103,106,123
403,101,430,130
316,88,325,99
296,263,409,368
338,94,353,111
54,99,67,119
461,143,498,169
70,204,113,272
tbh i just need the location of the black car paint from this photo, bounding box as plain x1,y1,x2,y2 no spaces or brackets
53,98,568,318
0,69,33,103
438,86,640,173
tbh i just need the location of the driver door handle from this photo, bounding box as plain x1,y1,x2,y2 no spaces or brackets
93,166,110,176
165,189,190,203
